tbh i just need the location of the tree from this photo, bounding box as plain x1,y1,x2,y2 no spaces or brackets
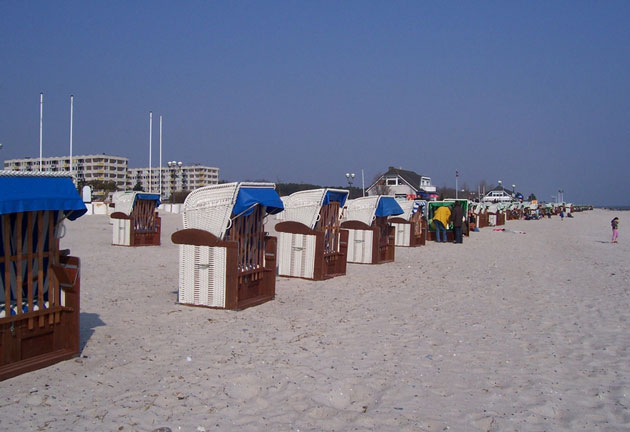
86,180,118,201
132,181,144,191
528,193,537,201
172,190,191,203
371,182,391,196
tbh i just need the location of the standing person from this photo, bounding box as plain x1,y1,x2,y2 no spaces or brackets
611,217,619,243
432,205,451,243
560,209,565,221
450,201,464,243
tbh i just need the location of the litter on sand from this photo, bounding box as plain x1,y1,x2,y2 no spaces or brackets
493,228,526,234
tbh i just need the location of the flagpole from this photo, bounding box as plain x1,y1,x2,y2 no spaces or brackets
455,171,458,199
39,92,43,171
149,111,153,193
69,95,74,179
159,115,163,198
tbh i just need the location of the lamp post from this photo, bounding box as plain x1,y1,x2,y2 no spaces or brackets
168,160,183,203
345,172,355,187
512,184,516,198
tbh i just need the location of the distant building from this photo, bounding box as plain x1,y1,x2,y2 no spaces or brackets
4,155,220,199
128,164,219,198
3,154,129,189
366,166,437,200
481,187,514,203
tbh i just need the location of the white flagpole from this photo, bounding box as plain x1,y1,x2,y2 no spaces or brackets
39,92,43,171
455,171,458,199
149,111,153,192
70,95,74,177
159,115,163,198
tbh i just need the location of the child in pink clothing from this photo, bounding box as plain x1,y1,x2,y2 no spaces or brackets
611,217,619,243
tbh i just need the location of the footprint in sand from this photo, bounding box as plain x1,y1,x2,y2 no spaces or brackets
224,375,262,400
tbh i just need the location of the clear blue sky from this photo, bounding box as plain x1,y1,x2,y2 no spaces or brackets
1,1,628,205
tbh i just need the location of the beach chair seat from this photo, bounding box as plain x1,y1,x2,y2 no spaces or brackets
111,192,161,246
340,196,403,264
171,182,283,310
0,171,86,381
275,188,349,280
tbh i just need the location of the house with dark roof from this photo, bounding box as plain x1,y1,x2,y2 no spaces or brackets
366,167,437,200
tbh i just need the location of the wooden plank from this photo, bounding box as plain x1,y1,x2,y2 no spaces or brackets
3,216,10,319
27,212,34,329
16,213,23,315
37,211,44,327
48,213,56,324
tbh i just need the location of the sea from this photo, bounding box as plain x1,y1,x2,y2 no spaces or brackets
597,206,630,211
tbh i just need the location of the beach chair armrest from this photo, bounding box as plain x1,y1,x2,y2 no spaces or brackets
172,228,225,247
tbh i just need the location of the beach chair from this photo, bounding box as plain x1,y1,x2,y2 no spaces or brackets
275,188,349,280
171,182,283,310
0,171,86,381
444,199,470,237
487,204,506,226
110,192,161,246
475,204,489,228
427,201,453,241
389,200,427,247
340,196,403,264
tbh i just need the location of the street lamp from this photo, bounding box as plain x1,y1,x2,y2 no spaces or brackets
512,184,516,197
498,180,503,191
345,172,355,187
168,160,183,203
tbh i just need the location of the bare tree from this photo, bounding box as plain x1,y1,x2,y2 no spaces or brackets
369,172,390,195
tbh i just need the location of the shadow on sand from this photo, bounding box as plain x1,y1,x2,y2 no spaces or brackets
79,312,106,352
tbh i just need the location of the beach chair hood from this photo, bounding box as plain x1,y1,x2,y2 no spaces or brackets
0,172,87,220
375,196,404,217
114,192,161,216
322,190,348,208
281,188,348,229
233,187,284,217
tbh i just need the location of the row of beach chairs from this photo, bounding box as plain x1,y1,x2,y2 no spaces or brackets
0,173,429,380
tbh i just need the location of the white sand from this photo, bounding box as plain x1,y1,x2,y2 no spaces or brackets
1,209,628,431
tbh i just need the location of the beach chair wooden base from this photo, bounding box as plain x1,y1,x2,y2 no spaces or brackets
390,218,427,247
341,220,395,264
477,213,489,228
172,229,276,310
0,256,80,381
111,212,161,246
276,222,348,280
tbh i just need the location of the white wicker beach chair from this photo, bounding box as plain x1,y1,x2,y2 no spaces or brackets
172,182,282,310
390,200,427,247
111,192,161,246
276,188,349,280
341,196,402,264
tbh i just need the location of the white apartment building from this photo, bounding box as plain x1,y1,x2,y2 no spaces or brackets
127,164,219,197
3,154,129,189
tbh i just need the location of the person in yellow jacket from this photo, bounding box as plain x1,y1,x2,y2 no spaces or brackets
432,205,451,243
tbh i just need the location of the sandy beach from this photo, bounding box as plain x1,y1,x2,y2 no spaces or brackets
0,209,628,431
